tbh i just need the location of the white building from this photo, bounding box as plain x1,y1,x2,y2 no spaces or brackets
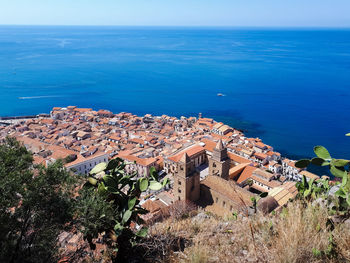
65,152,109,175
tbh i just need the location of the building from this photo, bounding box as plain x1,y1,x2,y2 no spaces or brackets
200,175,253,216
208,139,230,180
164,144,207,175
173,142,255,216
65,152,109,175
118,155,159,177
282,159,304,181
173,153,200,202
268,161,283,174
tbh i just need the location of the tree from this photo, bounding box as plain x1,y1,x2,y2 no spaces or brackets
0,137,79,263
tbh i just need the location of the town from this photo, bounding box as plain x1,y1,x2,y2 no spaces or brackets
0,106,324,219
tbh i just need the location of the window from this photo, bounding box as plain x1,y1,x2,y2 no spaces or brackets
178,189,181,193
223,201,226,207
180,166,184,171
178,196,181,201
178,180,181,185
213,163,216,168
215,197,218,203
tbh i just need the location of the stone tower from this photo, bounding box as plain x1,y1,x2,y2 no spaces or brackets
173,153,200,202
208,139,230,180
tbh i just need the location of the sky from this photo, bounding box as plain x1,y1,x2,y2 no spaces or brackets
0,0,350,27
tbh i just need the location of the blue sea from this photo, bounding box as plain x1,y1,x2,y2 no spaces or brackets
1,26,350,161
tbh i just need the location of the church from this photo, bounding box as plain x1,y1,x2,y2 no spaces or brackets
172,140,253,216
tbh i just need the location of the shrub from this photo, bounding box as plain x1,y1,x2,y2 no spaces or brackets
76,158,168,261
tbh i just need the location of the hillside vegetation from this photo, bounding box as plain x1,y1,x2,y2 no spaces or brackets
1,137,350,263
144,201,350,263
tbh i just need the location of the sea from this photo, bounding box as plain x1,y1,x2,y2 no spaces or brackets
1,26,350,163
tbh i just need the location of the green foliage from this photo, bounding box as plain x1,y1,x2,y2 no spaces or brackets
246,178,253,187
313,146,331,160
312,248,322,257
77,158,168,261
296,175,330,201
250,192,268,213
232,211,238,220
0,137,79,263
296,138,350,216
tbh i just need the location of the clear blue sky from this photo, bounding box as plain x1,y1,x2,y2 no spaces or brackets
1,0,349,27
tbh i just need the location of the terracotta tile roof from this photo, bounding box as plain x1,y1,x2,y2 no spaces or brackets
142,199,167,213
33,155,46,165
229,163,250,180
212,122,223,129
228,152,251,164
129,138,145,145
218,125,231,132
75,108,93,113
254,152,268,160
269,181,298,205
168,144,205,162
255,142,267,149
237,166,257,184
46,145,76,160
119,155,157,167
16,136,46,152
40,119,55,125
108,133,120,140
251,175,281,188
281,181,298,197
253,169,275,180
200,138,216,152
201,175,253,208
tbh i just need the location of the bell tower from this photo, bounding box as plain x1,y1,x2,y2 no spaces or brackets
173,153,200,202
209,139,230,180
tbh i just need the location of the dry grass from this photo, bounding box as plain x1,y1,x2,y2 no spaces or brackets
147,201,350,263
333,223,350,262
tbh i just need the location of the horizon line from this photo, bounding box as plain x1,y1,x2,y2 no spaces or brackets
1,24,350,29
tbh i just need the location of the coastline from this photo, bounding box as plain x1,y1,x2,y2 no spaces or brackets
0,107,328,177
1,27,350,162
